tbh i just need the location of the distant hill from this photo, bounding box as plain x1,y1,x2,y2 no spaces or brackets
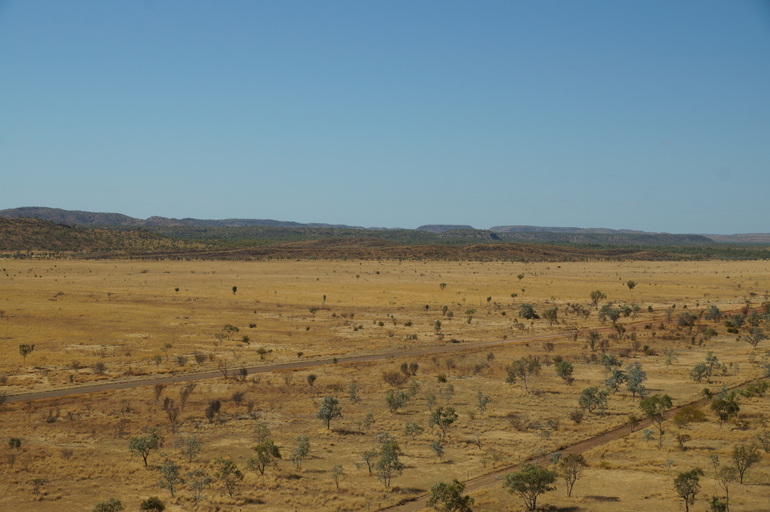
490,224,652,235
416,224,476,233
1,207,769,260
0,207,359,229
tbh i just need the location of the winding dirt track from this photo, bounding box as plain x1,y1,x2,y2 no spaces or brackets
379,394,720,512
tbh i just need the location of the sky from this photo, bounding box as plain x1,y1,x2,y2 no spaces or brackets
1,1,769,234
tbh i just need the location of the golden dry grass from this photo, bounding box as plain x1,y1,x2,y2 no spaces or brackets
0,259,768,511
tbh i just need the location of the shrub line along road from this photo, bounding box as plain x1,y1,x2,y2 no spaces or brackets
2,309,743,405
5,330,569,403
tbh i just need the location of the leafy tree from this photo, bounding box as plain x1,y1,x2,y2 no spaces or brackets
639,394,673,448
600,353,620,372
92,498,125,512
711,391,740,426
213,457,243,498
604,369,627,395
139,497,165,512
732,443,761,484
385,389,411,413
18,344,35,364
673,468,704,512
518,303,539,320
8,438,22,449
157,457,184,496
248,440,282,476
505,356,541,393
598,303,621,324
503,463,557,512
559,453,588,497
553,357,574,384
578,386,609,414
626,280,637,290
374,433,404,488
429,406,458,442
317,396,342,429
291,434,311,471
129,428,163,467
427,479,474,512
590,290,606,307
625,362,647,398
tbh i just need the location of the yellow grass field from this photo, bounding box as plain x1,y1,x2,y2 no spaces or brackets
0,259,768,511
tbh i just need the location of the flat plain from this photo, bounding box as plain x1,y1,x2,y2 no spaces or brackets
1,258,768,511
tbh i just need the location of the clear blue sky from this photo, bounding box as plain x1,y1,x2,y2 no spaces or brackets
1,1,769,233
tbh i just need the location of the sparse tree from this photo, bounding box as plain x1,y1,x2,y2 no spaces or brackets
475,390,491,415
404,421,424,442
542,307,558,326
430,440,445,460
626,280,637,290
213,457,243,498
503,463,557,512
505,356,541,393
129,429,163,467
427,479,474,512
590,290,606,307
744,327,767,348
331,464,344,490
673,468,704,512
716,465,737,508
732,443,761,484
157,457,184,497
560,453,588,497
291,435,311,471
185,469,212,505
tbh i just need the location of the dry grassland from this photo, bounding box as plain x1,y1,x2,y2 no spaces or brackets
0,259,769,511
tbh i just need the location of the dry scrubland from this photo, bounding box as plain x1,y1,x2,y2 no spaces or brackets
0,259,769,511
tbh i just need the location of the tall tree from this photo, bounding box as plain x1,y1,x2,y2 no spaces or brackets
732,443,761,484
506,356,542,393
559,453,588,497
673,468,704,512
639,394,673,448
